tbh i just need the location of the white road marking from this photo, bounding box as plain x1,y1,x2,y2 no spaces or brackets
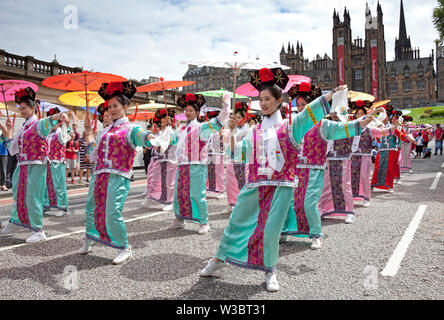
441,161,444,168
381,205,427,277
430,172,442,190
0,211,168,253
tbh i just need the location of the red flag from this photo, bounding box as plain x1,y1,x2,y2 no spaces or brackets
132,103,139,122
93,107,97,131
289,97,292,125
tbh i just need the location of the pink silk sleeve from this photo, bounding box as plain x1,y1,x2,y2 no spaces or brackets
370,127,393,139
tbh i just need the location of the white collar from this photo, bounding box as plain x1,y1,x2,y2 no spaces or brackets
236,123,248,132
261,110,283,131
111,117,129,127
186,118,198,128
24,115,38,126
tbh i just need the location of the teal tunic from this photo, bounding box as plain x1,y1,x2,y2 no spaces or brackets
43,128,70,212
171,117,224,225
216,96,331,273
84,119,152,249
43,162,68,212
7,117,59,232
281,119,362,239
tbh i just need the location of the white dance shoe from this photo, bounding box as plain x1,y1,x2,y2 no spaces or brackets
112,247,132,265
198,224,211,235
363,200,370,207
141,198,150,207
344,214,355,224
80,237,93,255
200,258,226,277
265,272,279,292
1,221,15,234
26,230,47,243
162,204,173,211
53,210,67,217
311,238,322,250
168,218,186,230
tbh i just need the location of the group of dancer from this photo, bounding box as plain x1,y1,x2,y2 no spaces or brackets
0,66,419,291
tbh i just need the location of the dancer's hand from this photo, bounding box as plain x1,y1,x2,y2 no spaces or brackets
227,117,236,130
359,115,374,128
325,85,347,102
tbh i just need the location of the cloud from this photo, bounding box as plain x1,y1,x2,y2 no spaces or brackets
0,0,439,82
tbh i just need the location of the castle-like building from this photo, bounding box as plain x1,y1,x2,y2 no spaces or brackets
280,0,437,108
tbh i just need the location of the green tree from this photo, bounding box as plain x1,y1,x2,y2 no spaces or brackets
433,0,444,45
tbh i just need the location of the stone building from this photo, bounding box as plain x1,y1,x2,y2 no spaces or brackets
280,0,437,108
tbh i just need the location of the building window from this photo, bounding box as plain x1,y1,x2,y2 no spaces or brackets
390,69,397,78
312,77,318,85
354,69,363,80
324,74,330,84
403,81,412,92
404,67,410,77
417,67,424,77
389,82,398,93
417,97,426,106
417,79,426,91
356,59,361,66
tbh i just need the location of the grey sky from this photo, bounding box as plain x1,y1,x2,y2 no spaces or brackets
0,0,439,81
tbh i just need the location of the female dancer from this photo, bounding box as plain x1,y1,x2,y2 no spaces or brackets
1,87,68,242
142,108,177,211
200,67,342,292
370,107,415,193
224,102,250,213
80,81,160,264
281,86,374,248
205,109,225,199
43,107,71,216
168,93,230,235
350,103,394,207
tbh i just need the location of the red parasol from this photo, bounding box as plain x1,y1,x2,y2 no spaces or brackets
42,70,127,127
128,111,155,121
136,78,194,111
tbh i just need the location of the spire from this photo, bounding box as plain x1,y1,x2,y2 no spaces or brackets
280,44,285,54
287,42,291,53
398,0,407,41
291,44,295,54
395,0,412,60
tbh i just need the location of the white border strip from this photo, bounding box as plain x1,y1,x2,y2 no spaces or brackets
381,205,427,277
430,172,442,190
441,161,444,168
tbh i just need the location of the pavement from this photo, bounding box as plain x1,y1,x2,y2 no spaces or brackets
0,150,443,301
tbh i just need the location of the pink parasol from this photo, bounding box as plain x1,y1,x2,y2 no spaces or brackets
175,113,187,121
0,80,39,118
235,74,311,97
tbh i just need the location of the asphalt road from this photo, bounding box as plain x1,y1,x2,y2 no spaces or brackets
0,148,442,301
